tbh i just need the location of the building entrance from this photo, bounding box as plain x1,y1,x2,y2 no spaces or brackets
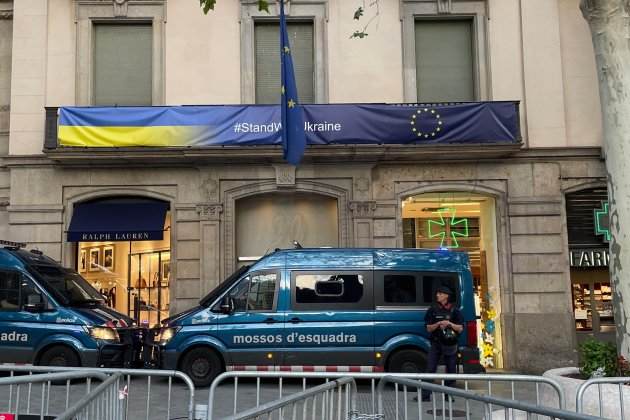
401,191,503,368
69,196,171,327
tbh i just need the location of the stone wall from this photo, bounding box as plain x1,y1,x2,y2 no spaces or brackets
5,149,606,372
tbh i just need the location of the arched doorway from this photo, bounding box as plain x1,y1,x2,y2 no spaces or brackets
401,191,503,368
235,192,339,265
67,196,171,327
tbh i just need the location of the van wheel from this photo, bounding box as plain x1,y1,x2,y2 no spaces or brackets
388,349,426,373
39,346,81,367
180,348,222,387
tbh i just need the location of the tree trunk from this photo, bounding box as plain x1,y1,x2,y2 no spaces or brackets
581,0,630,357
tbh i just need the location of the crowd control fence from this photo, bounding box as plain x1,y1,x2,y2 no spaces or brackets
576,376,630,419
0,370,114,419
206,371,566,420
0,365,195,420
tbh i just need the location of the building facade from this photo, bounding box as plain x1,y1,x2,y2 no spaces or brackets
1,0,611,373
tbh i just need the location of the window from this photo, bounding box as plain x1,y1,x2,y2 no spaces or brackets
229,272,278,312
401,0,487,102
375,271,459,307
255,22,314,104
384,274,417,304
415,20,474,102
75,2,165,105
422,273,459,305
292,271,372,310
240,0,327,103
93,24,153,105
0,271,20,311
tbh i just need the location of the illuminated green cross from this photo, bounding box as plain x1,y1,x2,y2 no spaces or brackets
594,201,610,243
427,208,469,248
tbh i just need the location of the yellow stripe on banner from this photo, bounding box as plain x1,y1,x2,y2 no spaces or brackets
58,125,203,147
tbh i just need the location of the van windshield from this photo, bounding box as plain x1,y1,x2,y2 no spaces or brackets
29,264,104,305
199,265,250,307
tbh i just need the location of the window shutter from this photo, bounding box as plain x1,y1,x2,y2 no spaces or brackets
93,24,153,106
255,21,314,104
415,20,474,102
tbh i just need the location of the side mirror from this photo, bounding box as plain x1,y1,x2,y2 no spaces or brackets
220,296,234,314
24,294,46,313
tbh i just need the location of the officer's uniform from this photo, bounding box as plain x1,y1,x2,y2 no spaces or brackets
422,287,463,400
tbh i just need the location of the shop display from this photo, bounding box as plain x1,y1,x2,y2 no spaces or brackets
572,282,613,331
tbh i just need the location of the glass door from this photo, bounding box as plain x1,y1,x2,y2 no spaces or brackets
128,250,170,327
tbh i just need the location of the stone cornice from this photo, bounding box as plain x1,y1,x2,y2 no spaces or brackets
3,145,603,167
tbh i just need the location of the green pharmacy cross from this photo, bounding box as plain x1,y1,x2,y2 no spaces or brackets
427,208,469,249
594,201,610,243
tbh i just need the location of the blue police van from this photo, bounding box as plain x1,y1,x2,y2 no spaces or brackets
0,241,144,367
154,248,483,386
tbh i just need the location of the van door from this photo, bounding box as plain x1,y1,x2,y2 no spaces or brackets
284,270,374,366
0,270,49,363
216,270,284,367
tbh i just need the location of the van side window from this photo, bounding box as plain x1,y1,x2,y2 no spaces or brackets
291,271,372,310
229,272,278,312
422,273,459,304
0,271,21,311
384,275,417,303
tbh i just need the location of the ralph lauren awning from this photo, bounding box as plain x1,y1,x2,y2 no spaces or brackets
67,198,169,242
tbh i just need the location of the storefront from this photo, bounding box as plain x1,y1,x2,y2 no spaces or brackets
401,192,503,368
565,187,615,344
67,196,171,327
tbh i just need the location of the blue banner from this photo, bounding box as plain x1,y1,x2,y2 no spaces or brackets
58,102,520,148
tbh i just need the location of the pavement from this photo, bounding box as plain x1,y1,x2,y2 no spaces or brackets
0,371,555,419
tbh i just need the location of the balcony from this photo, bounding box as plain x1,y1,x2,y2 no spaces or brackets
43,102,522,165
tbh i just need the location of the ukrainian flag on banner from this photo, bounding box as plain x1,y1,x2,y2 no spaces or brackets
58,107,208,147
279,0,306,165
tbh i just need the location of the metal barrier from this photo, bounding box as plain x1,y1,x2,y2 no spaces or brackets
207,371,566,420
0,365,195,420
576,377,630,419
0,370,110,419
376,376,602,420
220,377,357,420
57,373,125,420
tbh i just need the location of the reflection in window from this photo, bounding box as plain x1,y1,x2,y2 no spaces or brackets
384,275,416,304
295,274,364,304
248,273,276,311
229,273,277,312
0,271,20,310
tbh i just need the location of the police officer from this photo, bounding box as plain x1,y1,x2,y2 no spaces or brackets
420,285,463,401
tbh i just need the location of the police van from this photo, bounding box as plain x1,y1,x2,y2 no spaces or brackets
155,248,483,386
0,240,143,367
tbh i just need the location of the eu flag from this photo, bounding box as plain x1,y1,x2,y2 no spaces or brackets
280,0,306,165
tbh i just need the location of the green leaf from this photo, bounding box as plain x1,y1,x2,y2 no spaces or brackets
353,7,364,20
350,30,368,39
258,0,270,13
199,0,216,14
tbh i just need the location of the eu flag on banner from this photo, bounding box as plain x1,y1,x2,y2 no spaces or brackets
280,0,306,165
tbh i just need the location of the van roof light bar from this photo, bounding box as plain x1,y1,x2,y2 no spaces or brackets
0,239,27,248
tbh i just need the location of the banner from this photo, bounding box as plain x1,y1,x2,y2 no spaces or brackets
58,102,519,148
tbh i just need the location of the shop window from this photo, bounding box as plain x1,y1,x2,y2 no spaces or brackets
254,21,314,104
401,191,502,368
572,280,614,332
75,205,171,328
